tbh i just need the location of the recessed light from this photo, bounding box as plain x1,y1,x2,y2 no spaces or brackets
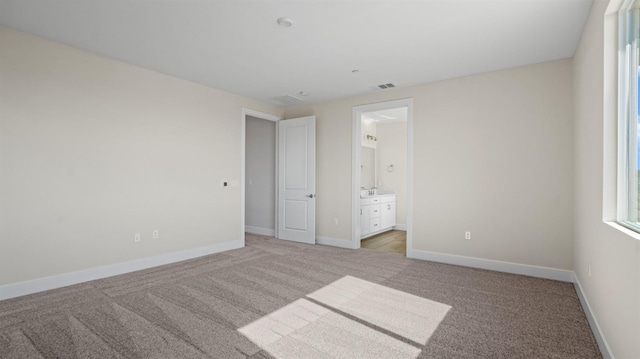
277,17,294,27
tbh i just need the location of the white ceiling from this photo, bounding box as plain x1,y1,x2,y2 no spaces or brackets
363,108,408,123
0,0,593,107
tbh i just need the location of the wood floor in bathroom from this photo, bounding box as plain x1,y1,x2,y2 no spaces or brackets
360,230,406,255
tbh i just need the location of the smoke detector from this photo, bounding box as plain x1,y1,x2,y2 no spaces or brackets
277,17,294,27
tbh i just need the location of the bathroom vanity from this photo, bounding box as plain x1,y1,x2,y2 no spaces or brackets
360,194,396,238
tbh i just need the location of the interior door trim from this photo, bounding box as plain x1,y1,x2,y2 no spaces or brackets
351,98,414,255
241,108,282,246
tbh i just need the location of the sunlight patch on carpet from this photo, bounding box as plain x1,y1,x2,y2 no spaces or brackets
238,276,451,358
238,298,419,359
308,275,451,344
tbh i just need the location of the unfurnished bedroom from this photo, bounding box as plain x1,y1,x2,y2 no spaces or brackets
0,0,637,358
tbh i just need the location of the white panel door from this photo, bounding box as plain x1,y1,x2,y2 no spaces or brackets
278,116,316,244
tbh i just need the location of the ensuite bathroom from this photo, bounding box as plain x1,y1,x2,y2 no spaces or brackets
359,107,407,255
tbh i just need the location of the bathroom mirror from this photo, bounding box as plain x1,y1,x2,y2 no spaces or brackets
361,146,376,189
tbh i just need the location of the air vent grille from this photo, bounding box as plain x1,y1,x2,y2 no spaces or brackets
273,95,304,105
378,83,396,89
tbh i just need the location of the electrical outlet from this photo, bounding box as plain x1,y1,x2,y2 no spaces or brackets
134,233,141,243
220,180,229,188
153,230,159,239
465,231,471,240
334,218,339,226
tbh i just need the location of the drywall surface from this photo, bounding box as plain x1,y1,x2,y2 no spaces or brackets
573,0,640,357
245,116,276,231
286,58,574,270
376,122,407,226
0,26,282,285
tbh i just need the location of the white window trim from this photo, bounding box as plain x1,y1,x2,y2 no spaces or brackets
617,0,640,232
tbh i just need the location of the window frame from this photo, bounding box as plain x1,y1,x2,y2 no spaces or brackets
617,0,640,232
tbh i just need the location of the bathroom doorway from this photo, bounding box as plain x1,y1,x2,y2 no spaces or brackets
351,99,413,256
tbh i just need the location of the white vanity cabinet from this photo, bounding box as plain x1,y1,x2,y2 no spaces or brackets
380,196,396,229
360,195,396,238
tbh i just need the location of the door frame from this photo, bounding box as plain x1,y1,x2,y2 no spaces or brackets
241,108,282,246
351,98,414,253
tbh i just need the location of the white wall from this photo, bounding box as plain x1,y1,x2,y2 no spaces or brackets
245,116,276,232
0,26,283,286
376,121,407,226
573,0,640,357
286,58,574,270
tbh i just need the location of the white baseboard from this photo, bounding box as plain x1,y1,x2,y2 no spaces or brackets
407,248,574,282
316,236,357,249
245,225,275,237
393,224,407,231
408,249,611,357
574,276,615,359
0,239,244,301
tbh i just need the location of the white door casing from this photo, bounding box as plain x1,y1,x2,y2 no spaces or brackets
278,116,316,244
352,98,413,252
241,108,282,244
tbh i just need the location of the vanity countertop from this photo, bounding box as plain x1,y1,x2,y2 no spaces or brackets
360,191,396,199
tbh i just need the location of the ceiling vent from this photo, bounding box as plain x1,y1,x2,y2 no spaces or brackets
377,83,396,89
273,95,304,106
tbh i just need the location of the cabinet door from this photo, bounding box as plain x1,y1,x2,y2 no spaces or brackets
381,202,396,229
360,206,370,235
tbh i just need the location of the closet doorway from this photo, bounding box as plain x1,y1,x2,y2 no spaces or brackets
243,110,280,239
241,109,317,245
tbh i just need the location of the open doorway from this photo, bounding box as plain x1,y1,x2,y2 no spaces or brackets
352,99,413,255
242,109,281,241
241,109,317,246
245,115,277,236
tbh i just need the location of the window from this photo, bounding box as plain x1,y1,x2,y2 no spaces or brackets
618,0,640,231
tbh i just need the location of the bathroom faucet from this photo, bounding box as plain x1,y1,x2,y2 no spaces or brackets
369,187,377,195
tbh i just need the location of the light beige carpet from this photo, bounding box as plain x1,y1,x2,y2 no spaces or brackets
0,233,601,358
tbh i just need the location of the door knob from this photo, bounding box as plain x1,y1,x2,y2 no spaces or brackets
306,194,315,198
